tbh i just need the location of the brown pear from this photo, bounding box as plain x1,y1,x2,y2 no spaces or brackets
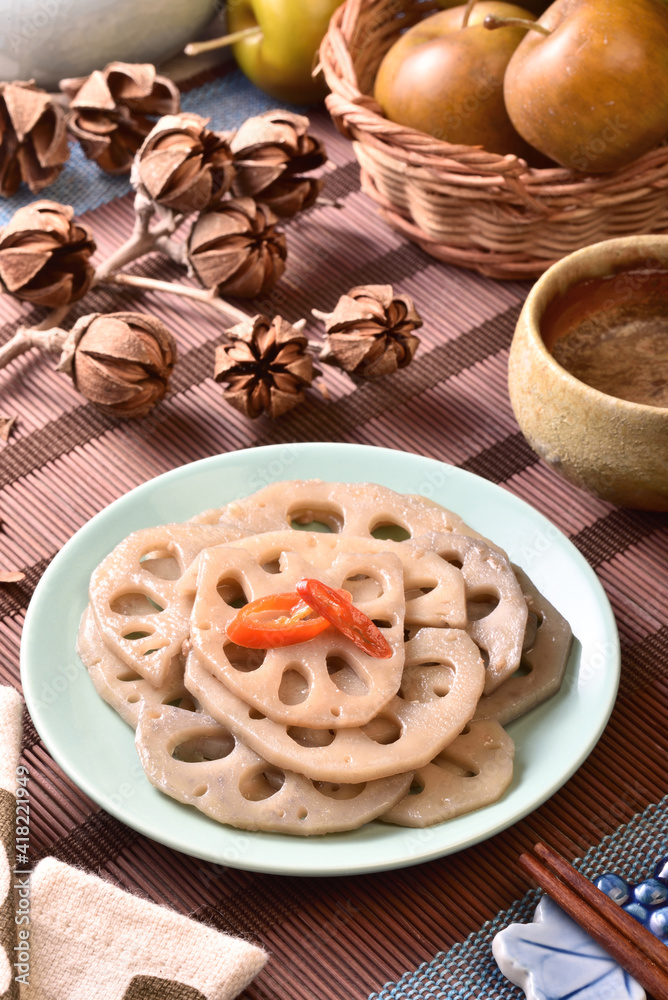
437,0,550,11
373,2,537,157
500,0,668,172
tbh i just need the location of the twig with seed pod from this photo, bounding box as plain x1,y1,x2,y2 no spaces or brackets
0,106,422,424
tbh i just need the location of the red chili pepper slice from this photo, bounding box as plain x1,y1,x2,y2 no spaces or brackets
226,591,331,648
295,578,393,659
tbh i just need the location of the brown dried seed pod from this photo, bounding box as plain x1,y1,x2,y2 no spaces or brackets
248,175,322,219
0,81,69,197
214,314,314,419
58,312,177,419
134,112,235,215
60,62,180,175
0,200,96,308
188,198,287,299
230,110,326,218
319,284,422,379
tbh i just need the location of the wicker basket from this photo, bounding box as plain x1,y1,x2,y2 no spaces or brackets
319,0,668,279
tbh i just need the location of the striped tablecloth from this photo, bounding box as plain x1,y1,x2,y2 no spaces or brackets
1,99,667,1000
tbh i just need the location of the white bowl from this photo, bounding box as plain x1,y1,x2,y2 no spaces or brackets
0,0,215,89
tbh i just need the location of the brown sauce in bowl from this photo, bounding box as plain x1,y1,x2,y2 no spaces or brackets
541,268,668,408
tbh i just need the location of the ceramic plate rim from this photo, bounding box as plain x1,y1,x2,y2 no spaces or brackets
21,443,620,877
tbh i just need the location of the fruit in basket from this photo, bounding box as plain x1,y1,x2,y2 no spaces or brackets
373,2,538,157
489,0,668,172
511,0,551,9
438,0,551,9
225,0,344,104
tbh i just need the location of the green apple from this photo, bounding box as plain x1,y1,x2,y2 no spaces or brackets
227,0,344,104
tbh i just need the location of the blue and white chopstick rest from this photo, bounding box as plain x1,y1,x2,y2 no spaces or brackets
492,895,645,1000
493,856,668,998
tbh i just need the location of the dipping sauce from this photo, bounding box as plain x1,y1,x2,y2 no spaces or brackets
541,267,668,408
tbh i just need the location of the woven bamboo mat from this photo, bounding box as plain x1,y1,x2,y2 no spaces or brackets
1,106,668,1000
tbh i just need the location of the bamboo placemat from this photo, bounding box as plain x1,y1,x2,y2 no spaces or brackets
1,105,667,1000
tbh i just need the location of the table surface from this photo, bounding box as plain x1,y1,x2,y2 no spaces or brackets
1,104,667,1000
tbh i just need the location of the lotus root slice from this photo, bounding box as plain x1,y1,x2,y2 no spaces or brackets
135,705,413,835
77,606,194,729
179,529,467,632
217,480,484,542
184,532,411,728
422,532,529,694
184,627,485,783
88,522,247,686
473,566,573,726
381,719,514,827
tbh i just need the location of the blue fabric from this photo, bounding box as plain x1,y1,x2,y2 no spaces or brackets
0,70,306,224
370,797,668,1000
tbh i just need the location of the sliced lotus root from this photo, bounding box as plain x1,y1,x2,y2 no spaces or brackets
183,536,405,728
135,704,413,835
400,544,467,630
179,529,467,727
187,506,235,525
179,528,467,633
358,542,466,630
380,719,514,828
420,532,528,695
77,606,194,729
88,522,247,686
184,628,485,782
473,567,573,726
216,480,484,542
406,494,507,555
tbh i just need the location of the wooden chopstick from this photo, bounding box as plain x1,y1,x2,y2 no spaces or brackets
519,842,668,1000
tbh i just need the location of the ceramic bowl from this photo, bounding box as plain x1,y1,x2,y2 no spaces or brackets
0,0,216,89
508,236,668,511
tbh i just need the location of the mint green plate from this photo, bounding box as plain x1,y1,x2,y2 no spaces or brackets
21,444,620,876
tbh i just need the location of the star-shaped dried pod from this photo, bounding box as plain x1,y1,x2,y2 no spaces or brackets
230,109,327,218
188,197,287,299
0,81,69,197
57,312,177,418
214,314,314,419
0,200,96,308
134,112,235,215
318,284,422,379
60,62,180,175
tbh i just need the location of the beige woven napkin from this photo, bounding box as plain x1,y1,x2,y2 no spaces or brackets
0,686,267,1000
24,858,267,999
